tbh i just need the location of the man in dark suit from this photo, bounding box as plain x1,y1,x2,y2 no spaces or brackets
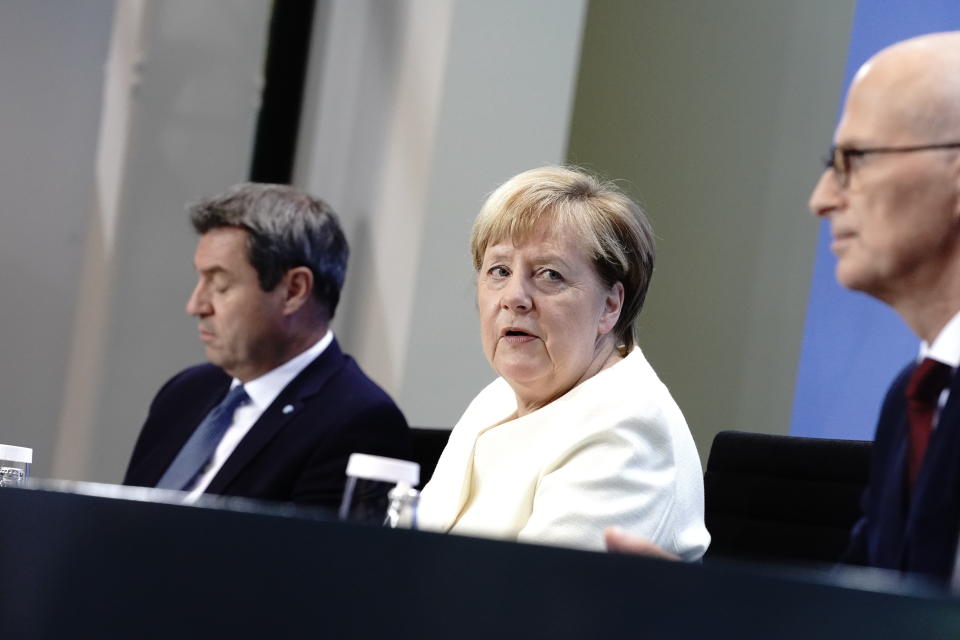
807,32,960,583
124,183,411,508
608,33,960,583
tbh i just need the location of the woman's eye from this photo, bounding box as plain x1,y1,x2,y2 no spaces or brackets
488,265,510,278
539,268,563,281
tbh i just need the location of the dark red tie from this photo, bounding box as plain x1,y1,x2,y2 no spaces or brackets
904,358,953,490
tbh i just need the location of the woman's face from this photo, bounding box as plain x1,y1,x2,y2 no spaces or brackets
477,221,624,412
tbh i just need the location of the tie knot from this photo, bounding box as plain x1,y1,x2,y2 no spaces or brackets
905,358,953,405
221,384,250,411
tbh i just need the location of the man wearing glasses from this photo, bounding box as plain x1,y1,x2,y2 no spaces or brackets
808,31,960,583
609,32,960,583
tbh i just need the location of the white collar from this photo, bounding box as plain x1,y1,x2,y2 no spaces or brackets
229,330,334,410
919,311,960,368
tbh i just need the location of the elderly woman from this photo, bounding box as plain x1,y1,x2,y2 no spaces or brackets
418,166,709,558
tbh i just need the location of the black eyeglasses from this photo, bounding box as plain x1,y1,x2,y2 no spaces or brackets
824,142,960,187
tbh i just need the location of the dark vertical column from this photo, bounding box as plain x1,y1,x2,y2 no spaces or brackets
248,0,317,184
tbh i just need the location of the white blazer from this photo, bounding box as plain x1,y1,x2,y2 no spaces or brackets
419,347,710,558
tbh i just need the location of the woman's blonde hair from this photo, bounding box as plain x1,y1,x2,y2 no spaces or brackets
470,166,655,350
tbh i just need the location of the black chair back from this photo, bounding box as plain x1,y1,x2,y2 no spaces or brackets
410,427,451,489
703,430,871,565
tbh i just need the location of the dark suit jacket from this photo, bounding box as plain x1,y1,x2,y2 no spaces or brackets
843,361,960,583
123,338,411,509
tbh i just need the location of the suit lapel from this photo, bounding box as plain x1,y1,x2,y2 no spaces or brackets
430,424,482,531
205,339,346,494
426,380,517,531
866,358,960,578
139,380,229,487
866,363,911,566
910,368,960,519
899,363,960,579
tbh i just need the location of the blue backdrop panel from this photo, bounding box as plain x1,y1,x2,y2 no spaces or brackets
790,0,960,440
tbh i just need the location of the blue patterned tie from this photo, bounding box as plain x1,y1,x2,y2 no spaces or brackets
156,385,249,491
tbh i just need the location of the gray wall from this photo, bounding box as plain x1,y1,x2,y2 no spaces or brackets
0,1,860,480
52,1,272,483
0,1,114,475
296,0,589,429
567,0,856,461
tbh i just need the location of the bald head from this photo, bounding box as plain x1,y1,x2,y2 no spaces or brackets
808,32,960,342
847,32,960,141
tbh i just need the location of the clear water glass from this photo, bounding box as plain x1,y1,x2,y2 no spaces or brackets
0,444,32,488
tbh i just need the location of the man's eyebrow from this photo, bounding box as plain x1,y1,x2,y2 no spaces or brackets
196,265,228,277
835,138,867,148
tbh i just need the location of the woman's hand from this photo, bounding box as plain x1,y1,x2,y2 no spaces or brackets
604,526,680,560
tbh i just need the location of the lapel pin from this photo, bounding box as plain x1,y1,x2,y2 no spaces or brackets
282,404,295,415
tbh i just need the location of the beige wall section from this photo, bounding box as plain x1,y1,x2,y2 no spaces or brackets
295,0,457,403
8,0,858,481
567,0,856,462
296,0,589,428
0,1,113,477
52,1,271,482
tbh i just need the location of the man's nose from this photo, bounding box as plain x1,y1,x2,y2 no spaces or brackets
185,281,210,316
809,169,843,218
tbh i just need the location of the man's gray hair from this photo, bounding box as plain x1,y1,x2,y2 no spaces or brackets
189,183,349,318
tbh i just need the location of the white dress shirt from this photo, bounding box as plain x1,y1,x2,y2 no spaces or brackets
184,330,333,503
918,309,960,425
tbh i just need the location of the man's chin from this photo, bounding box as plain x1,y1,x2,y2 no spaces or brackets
835,264,877,295
203,346,226,368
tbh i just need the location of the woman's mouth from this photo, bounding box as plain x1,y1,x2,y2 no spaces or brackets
502,329,537,344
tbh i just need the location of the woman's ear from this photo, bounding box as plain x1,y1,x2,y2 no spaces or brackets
598,281,624,335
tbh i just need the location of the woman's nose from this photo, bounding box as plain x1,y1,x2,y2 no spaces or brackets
501,275,533,311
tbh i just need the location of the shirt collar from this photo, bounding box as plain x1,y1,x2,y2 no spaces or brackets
229,330,334,410
919,311,960,369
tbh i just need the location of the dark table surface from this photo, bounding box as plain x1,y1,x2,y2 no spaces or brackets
1,483,959,639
